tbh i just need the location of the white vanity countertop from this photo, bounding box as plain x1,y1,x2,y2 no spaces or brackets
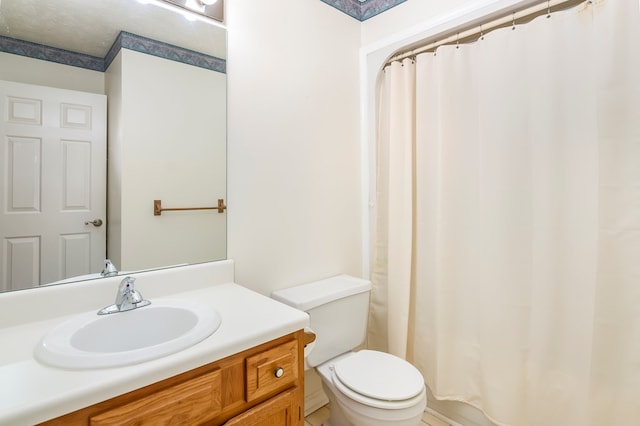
0,277,309,425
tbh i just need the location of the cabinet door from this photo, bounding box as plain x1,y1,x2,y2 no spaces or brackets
225,388,299,426
90,370,222,425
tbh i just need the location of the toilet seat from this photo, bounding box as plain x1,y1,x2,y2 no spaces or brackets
330,350,425,410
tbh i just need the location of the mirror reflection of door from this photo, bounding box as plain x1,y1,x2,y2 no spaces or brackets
0,80,107,291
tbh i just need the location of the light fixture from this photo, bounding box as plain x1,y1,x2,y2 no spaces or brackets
140,0,224,24
185,0,204,13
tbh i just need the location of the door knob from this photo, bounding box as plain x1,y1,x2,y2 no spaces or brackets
84,218,103,227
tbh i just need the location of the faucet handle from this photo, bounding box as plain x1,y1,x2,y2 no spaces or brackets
98,276,149,315
117,276,150,311
118,276,136,293
101,259,119,277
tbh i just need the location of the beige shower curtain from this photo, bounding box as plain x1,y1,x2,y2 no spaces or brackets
369,0,640,424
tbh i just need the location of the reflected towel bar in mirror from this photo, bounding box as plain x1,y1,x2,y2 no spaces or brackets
154,199,227,215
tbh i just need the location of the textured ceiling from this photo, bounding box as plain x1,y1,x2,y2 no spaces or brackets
0,0,226,58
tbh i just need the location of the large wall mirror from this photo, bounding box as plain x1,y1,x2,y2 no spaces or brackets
0,0,227,293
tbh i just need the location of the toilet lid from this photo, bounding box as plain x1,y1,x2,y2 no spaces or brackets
333,350,424,401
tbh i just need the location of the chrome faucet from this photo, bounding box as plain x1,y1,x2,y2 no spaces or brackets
98,276,151,315
101,259,119,277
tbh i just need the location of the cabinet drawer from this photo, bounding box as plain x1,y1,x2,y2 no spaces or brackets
246,339,298,402
90,369,222,425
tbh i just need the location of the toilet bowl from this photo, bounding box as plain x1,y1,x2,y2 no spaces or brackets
271,275,427,426
316,351,427,426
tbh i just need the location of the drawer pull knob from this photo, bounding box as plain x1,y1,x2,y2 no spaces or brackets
274,367,284,378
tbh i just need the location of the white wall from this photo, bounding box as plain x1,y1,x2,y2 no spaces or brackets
106,49,227,271
0,52,104,93
226,0,363,295
105,53,124,268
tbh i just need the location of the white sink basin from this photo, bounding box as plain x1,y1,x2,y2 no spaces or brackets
34,299,221,369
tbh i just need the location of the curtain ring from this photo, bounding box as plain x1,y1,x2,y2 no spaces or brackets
480,24,485,40
456,32,460,49
547,0,551,18
512,12,516,30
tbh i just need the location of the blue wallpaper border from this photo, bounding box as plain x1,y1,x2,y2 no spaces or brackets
106,32,226,73
0,35,104,71
321,0,407,21
0,32,226,74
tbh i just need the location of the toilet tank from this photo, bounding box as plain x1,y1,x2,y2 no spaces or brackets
271,275,371,367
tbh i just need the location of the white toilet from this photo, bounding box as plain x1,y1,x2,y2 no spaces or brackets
272,275,427,426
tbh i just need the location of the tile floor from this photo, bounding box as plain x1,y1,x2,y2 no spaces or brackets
304,405,451,426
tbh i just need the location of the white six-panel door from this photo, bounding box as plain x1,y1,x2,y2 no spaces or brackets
0,80,106,291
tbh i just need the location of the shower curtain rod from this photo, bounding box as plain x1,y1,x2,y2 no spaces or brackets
386,0,587,65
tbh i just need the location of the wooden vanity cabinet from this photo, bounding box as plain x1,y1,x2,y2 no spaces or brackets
40,331,304,426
